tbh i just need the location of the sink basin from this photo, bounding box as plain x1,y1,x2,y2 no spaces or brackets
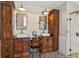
41,33,50,36
16,34,27,38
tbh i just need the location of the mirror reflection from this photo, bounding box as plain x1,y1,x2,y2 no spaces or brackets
39,15,48,33
16,12,28,30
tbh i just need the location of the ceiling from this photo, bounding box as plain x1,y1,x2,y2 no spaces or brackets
71,1,79,5
14,1,65,14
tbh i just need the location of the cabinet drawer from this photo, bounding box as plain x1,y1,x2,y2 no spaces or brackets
42,39,48,48
42,48,48,53
48,48,53,52
14,52,29,58
31,39,40,46
14,40,29,54
48,39,53,47
22,41,29,52
14,40,22,54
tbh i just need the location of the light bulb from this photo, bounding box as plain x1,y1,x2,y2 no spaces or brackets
18,7,26,12
17,4,26,12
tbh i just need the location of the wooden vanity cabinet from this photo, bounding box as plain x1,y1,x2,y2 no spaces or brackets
13,38,41,58
41,37,53,53
13,38,42,58
13,37,53,56
31,38,40,47
14,39,29,58
48,37,54,51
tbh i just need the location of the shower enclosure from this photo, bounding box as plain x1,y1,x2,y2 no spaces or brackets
69,10,79,54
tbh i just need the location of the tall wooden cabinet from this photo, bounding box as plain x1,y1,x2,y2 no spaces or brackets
0,1,14,57
48,9,59,51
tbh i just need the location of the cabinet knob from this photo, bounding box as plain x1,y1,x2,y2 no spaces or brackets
50,33,53,36
47,39,49,41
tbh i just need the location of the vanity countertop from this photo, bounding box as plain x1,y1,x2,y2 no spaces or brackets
13,36,50,40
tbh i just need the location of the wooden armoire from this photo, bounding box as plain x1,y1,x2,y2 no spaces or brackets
48,9,59,51
0,1,14,57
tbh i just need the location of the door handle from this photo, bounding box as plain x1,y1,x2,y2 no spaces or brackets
76,32,79,36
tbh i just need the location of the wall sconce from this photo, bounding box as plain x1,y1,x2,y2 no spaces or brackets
17,4,26,12
42,8,49,15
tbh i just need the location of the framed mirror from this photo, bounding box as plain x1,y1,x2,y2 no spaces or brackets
39,16,47,32
16,12,28,30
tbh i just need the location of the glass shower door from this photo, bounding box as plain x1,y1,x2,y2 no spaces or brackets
69,13,79,54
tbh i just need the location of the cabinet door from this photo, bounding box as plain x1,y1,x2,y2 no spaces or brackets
14,40,22,54
48,37,53,52
14,40,29,58
48,10,59,51
48,37,53,48
21,40,29,58
31,38,40,47
0,4,3,38
2,4,12,39
22,40,29,52
48,14,54,35
1,2,14,58
53,11,59,51
41,38,49,53
42,38,48,48
14,40,29,54
1,39,13,57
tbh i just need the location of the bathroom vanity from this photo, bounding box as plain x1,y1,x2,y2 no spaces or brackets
13,36,53,58
0,1,59,58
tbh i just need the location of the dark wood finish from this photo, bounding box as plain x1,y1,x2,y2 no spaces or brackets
48,14,54,35
1,40,13,58
0,3,3,38
14,39,29,58
0,1,14,57
48,9,59,51
31,38,41,47
13,37,54,56
0,2,59,57
41,37,53,53
13,38,41,58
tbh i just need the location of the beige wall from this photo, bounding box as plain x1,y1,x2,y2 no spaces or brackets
13,11,48,37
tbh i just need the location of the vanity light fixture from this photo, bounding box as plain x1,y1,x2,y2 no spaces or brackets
42,8,49,15
17,4,26,12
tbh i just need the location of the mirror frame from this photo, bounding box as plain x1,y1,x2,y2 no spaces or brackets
39,16,47,30
16,12,28,30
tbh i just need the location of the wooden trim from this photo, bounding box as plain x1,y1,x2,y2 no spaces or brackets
0,1,15,9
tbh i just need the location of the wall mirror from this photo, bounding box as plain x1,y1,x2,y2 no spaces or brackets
16,12,28,30
39,15,47,33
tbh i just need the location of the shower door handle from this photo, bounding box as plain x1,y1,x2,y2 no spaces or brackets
76,32,79,36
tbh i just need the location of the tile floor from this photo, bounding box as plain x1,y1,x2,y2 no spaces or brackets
30,51,79,58
0,40,79,58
